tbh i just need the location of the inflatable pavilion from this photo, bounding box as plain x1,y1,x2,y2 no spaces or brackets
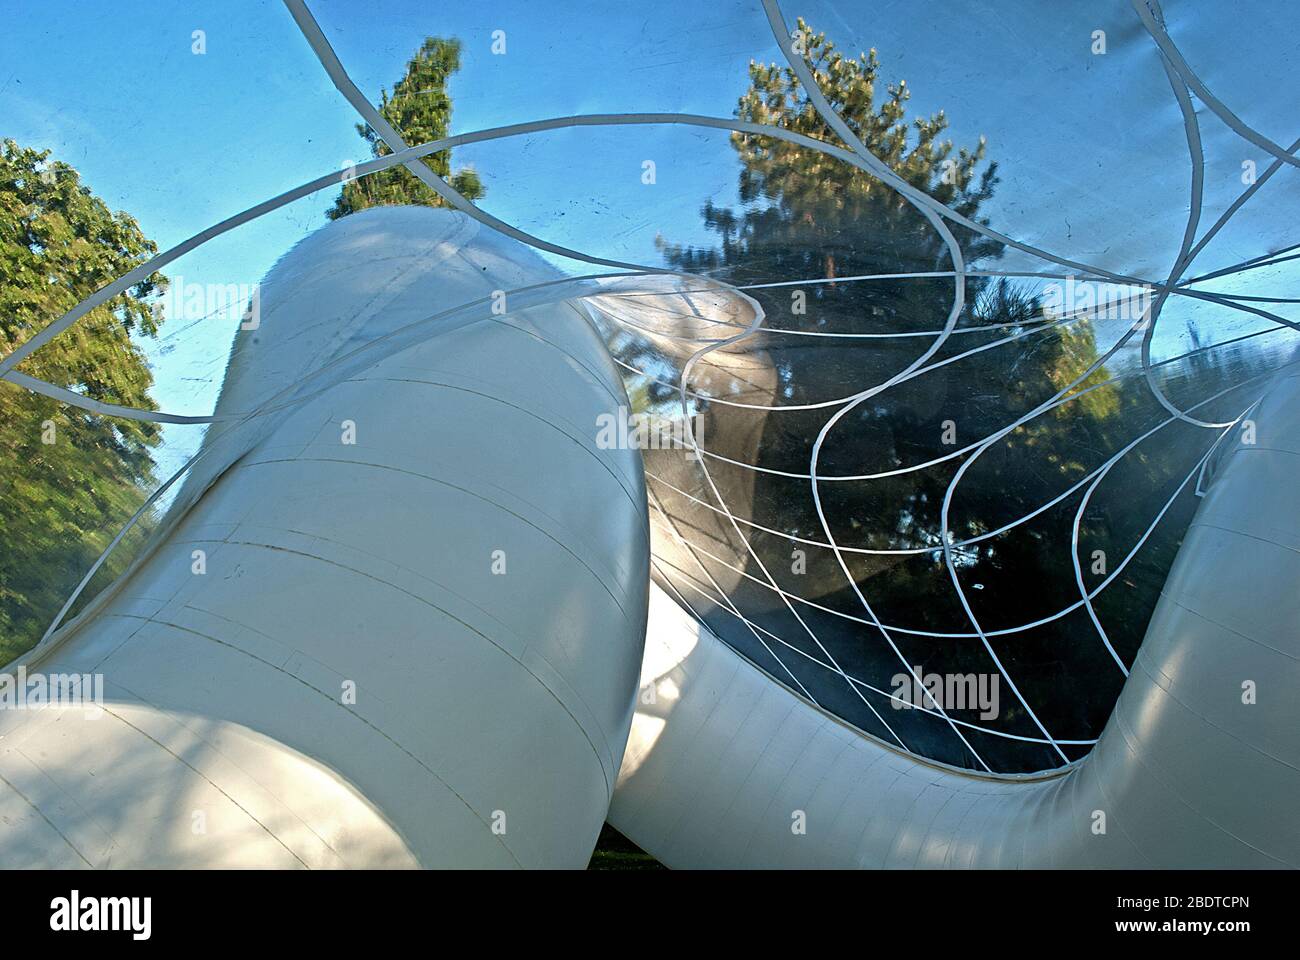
0,0,1296,868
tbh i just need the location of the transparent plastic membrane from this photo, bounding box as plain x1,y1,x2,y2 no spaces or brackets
307,0,782,127
2,0,1297,774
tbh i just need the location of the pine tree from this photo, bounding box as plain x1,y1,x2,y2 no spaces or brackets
328,36,483,219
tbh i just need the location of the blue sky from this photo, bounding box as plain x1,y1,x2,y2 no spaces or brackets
3,0,1298,479
0,0,774,441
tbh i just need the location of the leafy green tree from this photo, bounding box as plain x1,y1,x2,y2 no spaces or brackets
637,22,1212,770
0,139,165,662
328,36,483,219
657,19,1001,284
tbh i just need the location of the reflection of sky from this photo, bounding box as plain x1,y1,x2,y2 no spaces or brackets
3,0,1298,482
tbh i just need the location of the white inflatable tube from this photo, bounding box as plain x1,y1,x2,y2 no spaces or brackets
0,208,650,868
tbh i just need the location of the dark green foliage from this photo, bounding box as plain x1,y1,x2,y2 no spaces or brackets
328,36,483,219
1,139,165,662
636,22,1226,769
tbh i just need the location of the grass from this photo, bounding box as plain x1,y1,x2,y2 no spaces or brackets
587,823,665,870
